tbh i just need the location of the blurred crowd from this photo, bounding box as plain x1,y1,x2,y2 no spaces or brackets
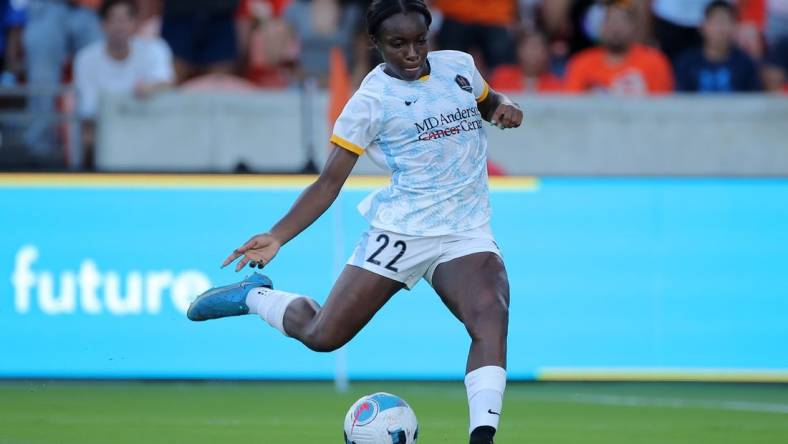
1,0,787,169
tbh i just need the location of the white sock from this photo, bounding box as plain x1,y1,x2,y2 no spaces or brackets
465,365,507,434
246,287,303,336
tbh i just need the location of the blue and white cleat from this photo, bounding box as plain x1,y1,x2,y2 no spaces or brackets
187,272,273,321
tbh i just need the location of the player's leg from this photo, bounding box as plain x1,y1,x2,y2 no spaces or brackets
431,252,509,444
189,228,425,350
190,264,404,352
271,228,427,351
432,252,509,371
278,265,404,352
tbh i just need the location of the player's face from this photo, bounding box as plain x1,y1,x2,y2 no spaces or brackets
375,12,430,81
103,4,136,46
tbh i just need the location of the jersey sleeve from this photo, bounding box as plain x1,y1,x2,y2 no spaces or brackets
329,91,381,156
469,56,491,102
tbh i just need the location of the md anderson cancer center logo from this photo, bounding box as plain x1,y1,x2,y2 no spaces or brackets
414,105,484,142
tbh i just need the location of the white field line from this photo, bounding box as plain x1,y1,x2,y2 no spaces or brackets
545,393,788,414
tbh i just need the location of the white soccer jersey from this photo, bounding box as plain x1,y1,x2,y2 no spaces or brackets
331,50,492,236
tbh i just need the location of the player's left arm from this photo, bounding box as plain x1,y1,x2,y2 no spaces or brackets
477,87,523,129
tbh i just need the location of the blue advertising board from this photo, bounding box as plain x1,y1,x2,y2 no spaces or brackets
1,174,787,381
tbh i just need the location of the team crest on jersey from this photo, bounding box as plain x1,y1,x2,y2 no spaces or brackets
455,75,473,94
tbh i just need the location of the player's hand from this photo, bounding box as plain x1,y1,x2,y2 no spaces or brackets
222,233,282,272
491,102,523,129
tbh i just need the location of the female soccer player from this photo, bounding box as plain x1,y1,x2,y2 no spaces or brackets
188,1,523,443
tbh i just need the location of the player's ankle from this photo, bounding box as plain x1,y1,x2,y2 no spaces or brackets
469,425,496,444
246,287,303,336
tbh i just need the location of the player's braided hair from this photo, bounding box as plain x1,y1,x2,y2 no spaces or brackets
366,0,432,38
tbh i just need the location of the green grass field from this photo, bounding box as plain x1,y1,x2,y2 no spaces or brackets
1,381,787,444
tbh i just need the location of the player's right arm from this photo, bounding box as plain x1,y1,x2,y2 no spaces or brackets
222,145,359,271
224,87,379,271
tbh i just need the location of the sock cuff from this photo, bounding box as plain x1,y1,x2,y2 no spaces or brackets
465,366,507,394
255,288,302,337
465,366,506,434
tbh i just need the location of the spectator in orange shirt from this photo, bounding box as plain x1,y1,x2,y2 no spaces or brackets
490,30,563,93
564,0,674,95
434,0,517,71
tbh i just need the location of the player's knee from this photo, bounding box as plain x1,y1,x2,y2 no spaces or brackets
465,291,509,339
302,327,346,353
474,290,509,322
305,341,341,353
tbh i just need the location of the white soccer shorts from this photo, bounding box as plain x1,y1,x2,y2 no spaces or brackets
347,224,502,289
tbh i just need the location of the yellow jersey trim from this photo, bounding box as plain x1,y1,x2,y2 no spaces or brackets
476,81,490,103
330,134,365,155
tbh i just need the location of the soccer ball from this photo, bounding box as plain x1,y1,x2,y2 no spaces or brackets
343,392,419,444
